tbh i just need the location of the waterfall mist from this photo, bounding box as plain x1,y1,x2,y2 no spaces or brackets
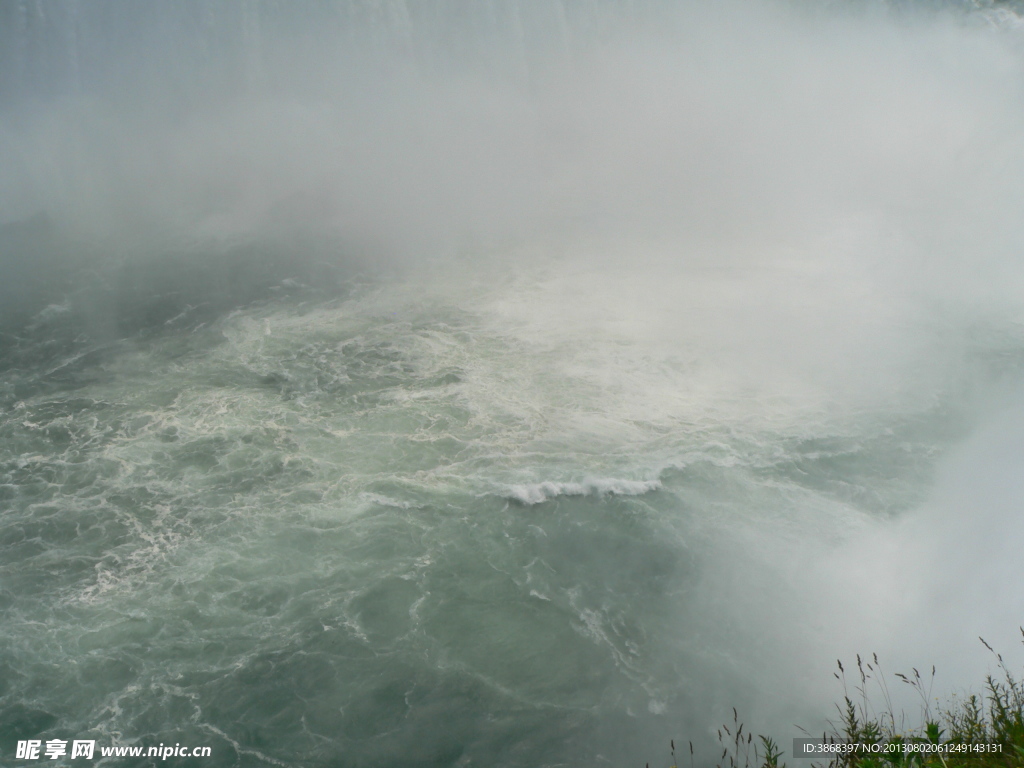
4,1,1024,765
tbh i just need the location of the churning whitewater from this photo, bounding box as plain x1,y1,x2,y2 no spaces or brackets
4,1,1024,766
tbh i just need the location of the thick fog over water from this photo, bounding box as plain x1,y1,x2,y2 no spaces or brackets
4,1,1024,766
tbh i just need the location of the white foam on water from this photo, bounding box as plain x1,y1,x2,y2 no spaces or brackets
506,478,662,506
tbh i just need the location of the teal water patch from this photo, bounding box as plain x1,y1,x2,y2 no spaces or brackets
2,281,1022,766
0,289,693,766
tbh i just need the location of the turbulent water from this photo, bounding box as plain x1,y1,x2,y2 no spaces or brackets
5,2,1024,767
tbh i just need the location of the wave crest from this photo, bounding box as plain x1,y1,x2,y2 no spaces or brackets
506,478,661,506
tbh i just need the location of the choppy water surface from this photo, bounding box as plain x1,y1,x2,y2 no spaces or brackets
3,247,1022,767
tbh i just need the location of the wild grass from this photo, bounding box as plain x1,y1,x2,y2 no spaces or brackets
653,631,1024,768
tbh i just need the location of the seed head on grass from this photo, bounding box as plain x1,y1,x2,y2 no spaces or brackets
654,632,1024,768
